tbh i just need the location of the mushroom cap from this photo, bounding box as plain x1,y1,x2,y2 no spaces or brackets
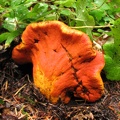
12,21,105,103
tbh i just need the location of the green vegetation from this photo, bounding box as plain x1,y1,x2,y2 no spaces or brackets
103,19,120,80
0,0,120,80
0,99,4,104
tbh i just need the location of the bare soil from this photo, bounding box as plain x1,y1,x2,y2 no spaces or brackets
0,47,120,120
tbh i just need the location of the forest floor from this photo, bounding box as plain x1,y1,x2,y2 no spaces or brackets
0,45,120,120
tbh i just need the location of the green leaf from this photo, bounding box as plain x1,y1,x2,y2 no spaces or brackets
103,16,114,24
104,55,120,80
55,0,75,7
10,5,29,21
0,99,4,104
75,0,95,39
0,0,10,7
27,2,48,21
0,32,10,43
3,17,18,31
5,30,22,48
10,0,37,7
24,0,38,7
60,9,72,16
31,3,48,13
111,0,120,7
10,0,26,7
94,1,110,11
103,18,120,81
90,9,105,22
111,19,120,56
103,42,120,80
103,42,115,61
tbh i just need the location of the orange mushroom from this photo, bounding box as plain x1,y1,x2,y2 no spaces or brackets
12,21,105,104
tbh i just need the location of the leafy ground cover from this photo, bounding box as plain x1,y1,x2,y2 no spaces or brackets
0,0,120,119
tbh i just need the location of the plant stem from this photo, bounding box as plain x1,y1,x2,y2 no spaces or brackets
71,25,114,29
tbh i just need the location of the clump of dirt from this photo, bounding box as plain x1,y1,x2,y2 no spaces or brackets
0,48,120,120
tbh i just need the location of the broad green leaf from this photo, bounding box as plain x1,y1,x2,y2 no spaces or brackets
111,0,120,7
31,3,48,13
0,6,5,13
90,9,104,22
10,5,29,21
5,30,22,48
24,0,38,7
42,13,57,21
10,0,37,8
103,16,114,24
10,0,25,7
103,18,120,81
13,0,38,8
75,0,95,39
27,3,48,21
55,0,75,7
103,42,115,61
104,55,120,80
103,42,120,80
0,32,10,43
0,0,10,7
100,3,110,10
75,0,86,16
60,9,72,16
94,1,110,11
3,17,18,31
111,19,120,56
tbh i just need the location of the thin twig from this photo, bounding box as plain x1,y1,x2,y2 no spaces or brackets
91,0,106,10
0,96,12,103
71,25,113,29
14,84,27,96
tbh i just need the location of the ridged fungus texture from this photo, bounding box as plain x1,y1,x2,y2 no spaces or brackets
12,21,105,104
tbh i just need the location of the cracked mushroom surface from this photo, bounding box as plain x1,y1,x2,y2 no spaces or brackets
12,21,105,104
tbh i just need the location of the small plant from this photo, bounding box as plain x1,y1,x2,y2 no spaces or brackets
103,18,120,81
0,99,4,104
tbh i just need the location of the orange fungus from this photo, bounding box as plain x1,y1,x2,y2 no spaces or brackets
12,21,105,104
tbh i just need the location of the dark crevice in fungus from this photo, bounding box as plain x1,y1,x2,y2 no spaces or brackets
53,49,57,52
43,31,48,35
34,39,39,43
61,44,79,84
82,86,90,94
61,44,72,61
82,58,94,63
